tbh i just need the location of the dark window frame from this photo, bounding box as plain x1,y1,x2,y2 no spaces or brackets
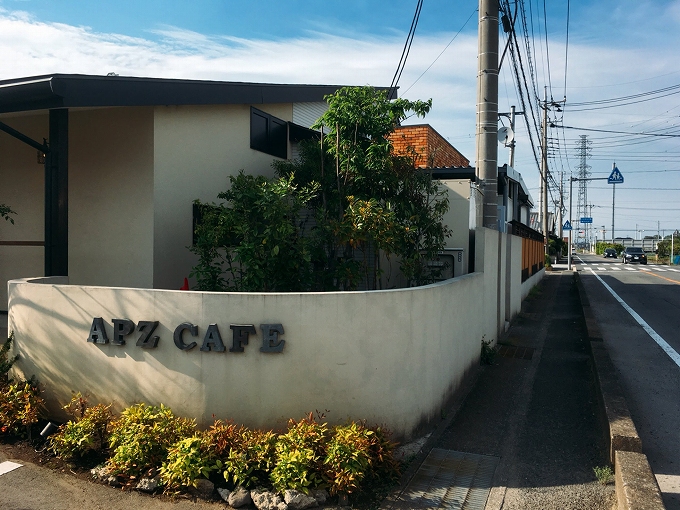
250,107,288,159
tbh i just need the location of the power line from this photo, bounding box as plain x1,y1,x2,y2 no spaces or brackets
590,187,680,191
563,0,570,99
566,89,680,111
558,125,680,138
402,8,477,95
542,0,553,95
389,0,423,95
568,82,680,107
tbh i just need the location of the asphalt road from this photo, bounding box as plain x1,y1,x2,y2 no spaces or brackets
575,253,680,509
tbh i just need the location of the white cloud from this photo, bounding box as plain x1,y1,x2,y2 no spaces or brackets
1,7,679,232
0,10,481,155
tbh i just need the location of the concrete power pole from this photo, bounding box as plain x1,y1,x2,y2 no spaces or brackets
476,0,499,230
541,87,549,251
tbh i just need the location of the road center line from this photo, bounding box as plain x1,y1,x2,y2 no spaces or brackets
642,270,680,285
588,268,680,370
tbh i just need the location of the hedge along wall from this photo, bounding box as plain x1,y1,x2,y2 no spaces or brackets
7,229,526,440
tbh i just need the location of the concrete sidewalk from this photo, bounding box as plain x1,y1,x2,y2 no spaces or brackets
384,268,617,509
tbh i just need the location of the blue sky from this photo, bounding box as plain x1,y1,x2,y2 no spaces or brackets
1,0,680,238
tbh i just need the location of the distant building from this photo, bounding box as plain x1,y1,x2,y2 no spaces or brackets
390,124,534,275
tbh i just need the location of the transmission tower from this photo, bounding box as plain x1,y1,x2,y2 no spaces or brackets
574,135,592,248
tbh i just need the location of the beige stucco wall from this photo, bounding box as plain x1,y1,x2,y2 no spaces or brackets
152,103,293,291
0,108,155,309
68,107,155,289
0,112,47,310
441,180,471,254
521,267,545,300
506,232,523,321
9,229,518,439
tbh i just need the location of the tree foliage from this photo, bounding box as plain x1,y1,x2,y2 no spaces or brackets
190,172,319,292
656,233,680,258
191,86,450,291
0,204,16,224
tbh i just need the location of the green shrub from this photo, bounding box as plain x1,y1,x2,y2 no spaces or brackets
0,380,44,436
345,425,400,507
48,393,112,460
480,337,497,365
107,403,195,479
270,413,328,494
160,434,222,491
593,465,613,485
366,425,400,481
222,426,277,489
205,419,242,458
324,422,374,495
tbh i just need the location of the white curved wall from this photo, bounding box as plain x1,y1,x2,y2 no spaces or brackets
8,229,530,440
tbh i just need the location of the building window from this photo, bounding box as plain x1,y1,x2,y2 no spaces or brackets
250,107,287,159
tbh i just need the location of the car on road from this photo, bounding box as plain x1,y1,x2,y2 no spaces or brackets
621,246,647,264
603,248,617,258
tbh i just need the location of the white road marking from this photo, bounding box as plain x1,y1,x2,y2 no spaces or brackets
588,268,680,370
668,268,680,272
640,267,651,271
624,267,636,271
611,266,622,271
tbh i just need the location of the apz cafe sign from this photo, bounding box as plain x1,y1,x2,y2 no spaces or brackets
87,318,285,354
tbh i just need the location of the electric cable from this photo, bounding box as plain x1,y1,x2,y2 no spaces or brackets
559,125,680,138
568,82,680,107
402,7,477,95
389,0,423,96
542,0,553,95
563,0,570,99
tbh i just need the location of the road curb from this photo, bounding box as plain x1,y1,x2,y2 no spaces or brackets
615,451,666,510
574,271,665,510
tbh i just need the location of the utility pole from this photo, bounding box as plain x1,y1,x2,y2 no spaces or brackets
541,87,549,251
668,230,675,266
476,0,499,230
612,162,616,240
558,171,564,239
508,105,518,167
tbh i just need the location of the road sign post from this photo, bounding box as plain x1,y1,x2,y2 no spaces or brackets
608,163,623,240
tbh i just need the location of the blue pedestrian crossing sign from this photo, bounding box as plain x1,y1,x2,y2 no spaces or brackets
608,166,624,184
563,220,572,231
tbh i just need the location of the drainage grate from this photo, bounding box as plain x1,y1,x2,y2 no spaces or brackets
396,449,499,509
498,345,534,360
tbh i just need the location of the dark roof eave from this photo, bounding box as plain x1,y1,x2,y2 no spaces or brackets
0,74,362,114
428,166,477,181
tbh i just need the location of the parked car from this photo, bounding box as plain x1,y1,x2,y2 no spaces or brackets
603,248,617,258
621,246,647,264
